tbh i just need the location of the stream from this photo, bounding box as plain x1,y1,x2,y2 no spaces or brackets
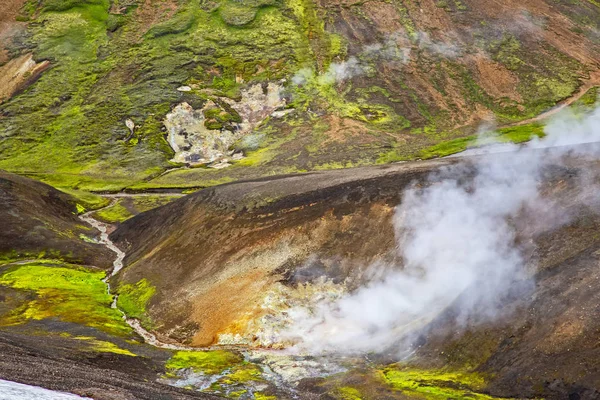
79,204,196,350
78,200,352,396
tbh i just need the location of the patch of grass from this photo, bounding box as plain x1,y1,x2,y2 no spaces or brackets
116,278,156,328
0,262,133,337
495,123,545,143
381,366,505,400
165,350,243,375
419,136,475,158
415,123,545,159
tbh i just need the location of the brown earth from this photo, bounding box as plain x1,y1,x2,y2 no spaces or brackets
111,146,600,398
0,0,26,64
110,159,449,345
0,53,50,103
0,170,113,268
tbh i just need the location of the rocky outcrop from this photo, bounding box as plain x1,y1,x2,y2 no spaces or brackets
164,82,286,166
0,53,49,103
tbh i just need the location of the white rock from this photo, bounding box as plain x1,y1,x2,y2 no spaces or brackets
177,86,192,92
271,109,293,119
125,118,135,133
209,161,232,169
164,82,287,166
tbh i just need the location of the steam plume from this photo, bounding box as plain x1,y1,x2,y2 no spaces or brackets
282,105,600,354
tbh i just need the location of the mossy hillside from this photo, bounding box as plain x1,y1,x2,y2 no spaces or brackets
0,262,134,337
478,35,585,122
381,366,507,400
133,118,546,189
377,122,545,162
116,278,156,328
93,201,133,223
58,188,111,213
0,5,165,191
0,0,329,191
0,251,67,266
0,0,595,194
573,86,599,109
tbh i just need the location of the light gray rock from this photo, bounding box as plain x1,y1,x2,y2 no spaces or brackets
164,82,286,166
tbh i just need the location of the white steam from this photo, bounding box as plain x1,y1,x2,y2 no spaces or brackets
292,57,368,86
282,105,600,354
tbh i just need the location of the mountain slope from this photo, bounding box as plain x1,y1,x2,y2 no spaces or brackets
0,170,113,267
110,145,600,398
0,0,598,191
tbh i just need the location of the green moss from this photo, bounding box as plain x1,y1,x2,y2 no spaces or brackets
419,136,475,158
92,202,133,223
91,195,180,223
495,123,545,143
58,188,111,212
74,336,136,356
415,123,545,159
487,34,523,71
116,278,156,328
254,394,277,400
165,350,243,375
219,2,259,26
335,386,362,400
0,263,133,337
146,8,197,38
381,366,506,400
573,86,599,108
219,364,262,384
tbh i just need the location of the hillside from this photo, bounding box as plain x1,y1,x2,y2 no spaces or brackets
1,0,600,398
0,170,113,267
0,0,599,191
110,141,600,398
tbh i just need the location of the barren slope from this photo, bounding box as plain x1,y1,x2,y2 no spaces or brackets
0,170,113,267
111,146,600,398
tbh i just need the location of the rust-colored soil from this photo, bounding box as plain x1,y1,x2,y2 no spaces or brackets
0,53,50,103
0,0,27,63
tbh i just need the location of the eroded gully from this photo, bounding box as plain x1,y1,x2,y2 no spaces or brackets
78,201,351,393
79,201,196,351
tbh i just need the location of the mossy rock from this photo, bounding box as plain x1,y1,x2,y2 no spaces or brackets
41,0,106,12
219,3,259,26
205,119,224,130
146,10,196,37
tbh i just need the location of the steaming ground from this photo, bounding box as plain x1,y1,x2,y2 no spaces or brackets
281,105,600,355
